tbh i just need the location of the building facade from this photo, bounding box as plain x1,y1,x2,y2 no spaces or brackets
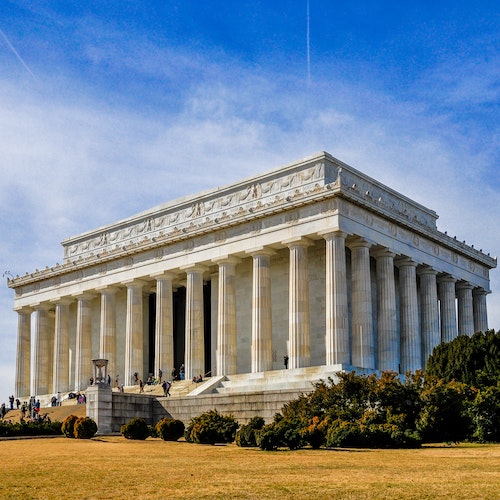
9,152,496,399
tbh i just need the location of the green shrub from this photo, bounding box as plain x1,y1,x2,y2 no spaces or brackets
156,418,185,441
185,409,239,445
121,417,150,440
469,385,500,443
62,415,79,438
256,423,282,451
74,417,98,439
326,419,362,447
417,379,471,443
0,419,62,437
235,416,265,447
301,416,330,449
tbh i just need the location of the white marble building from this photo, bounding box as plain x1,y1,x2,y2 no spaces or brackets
8,152,496,399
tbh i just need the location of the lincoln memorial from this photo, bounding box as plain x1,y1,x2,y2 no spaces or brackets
8,152,496,401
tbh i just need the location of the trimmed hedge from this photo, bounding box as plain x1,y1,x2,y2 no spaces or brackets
121,417,150,440
74,417,98,439
156,418,185,441
0,419,62,437
62,415,79,438
185,409,239,445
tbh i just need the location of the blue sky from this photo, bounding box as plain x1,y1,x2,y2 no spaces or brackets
0,1,498,405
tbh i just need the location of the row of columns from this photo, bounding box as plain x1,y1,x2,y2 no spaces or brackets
15,231,489,398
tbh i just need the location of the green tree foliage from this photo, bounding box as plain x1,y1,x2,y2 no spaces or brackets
416,378,472,443
74,417,98,439
426,330,500,388
184,409,239,445
120,417,150,440
468,385,500,443
155,417,185,441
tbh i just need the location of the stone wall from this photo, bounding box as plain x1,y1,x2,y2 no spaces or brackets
102,389,307,433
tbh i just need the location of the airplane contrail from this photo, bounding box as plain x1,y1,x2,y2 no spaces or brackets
306,0,311,86
0,28,35,77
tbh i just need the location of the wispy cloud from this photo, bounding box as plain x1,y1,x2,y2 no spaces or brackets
0,28,35,77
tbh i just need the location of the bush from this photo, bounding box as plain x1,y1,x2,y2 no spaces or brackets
0,419,62,437
62,415,79,438
417,379,471,443
256,423,282,451
301,416,330,449
235,416,265,447
326,419,362,448
185,409,239,445
74,417,98,439
156,418,185,441
121,417,150,440
469,385,500,443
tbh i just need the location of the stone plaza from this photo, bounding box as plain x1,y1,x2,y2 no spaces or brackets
8,152,496,411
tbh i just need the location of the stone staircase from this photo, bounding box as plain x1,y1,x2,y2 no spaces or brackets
189,364,368,396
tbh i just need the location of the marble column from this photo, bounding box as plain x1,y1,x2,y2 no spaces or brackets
52,298,73,394
98,286,118,383
124,280,146,386
184,265,206,380
438,274,457,342
210,271,219,375
33,304,53,396
373,248,398,372
396,257,421,373
349,237,375,369
322,231,349,366
457,281,474,336
250,249,274,373
74,293,94,392
418,266,440,367
215,257,239,375
153,272,175,380
473,288,489,333
15,307,32,398
286,238,312,369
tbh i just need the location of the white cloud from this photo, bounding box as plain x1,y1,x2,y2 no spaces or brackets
0,34,498,404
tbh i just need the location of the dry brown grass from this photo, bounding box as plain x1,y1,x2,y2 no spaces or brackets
0,437,498,499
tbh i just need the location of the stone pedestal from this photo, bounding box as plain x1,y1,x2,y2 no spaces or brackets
86,383,113,435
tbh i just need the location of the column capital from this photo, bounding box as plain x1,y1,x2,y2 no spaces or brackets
150,271,177,280
372,246,396,259
318,229,347,240
212,255,241,266
95,285,120,294
72,291,96,301
180,264,209,274
32,302,52,312
417,264,438,277
282,236,313,248
473,287,490,297
14,305,34,314
395,256,418,268
347,236,372,250
50,297,74,306
437,273,457,284
246,246,276,257
121,278,148,289
456,280,474,291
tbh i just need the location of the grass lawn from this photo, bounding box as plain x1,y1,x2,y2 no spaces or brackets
1,437,498,499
